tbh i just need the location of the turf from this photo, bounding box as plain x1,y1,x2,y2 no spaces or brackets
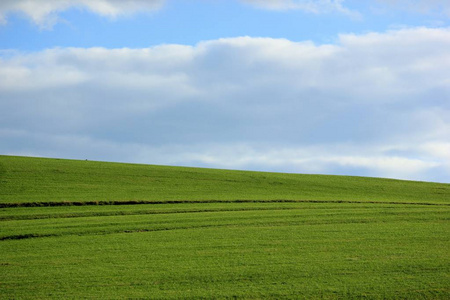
0,155,449,299
1,203,449,299
1,155,449,205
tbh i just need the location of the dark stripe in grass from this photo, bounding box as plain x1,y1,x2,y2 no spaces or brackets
0,225,218,241
0,233,55,241
0,199,449,208
2,203,448,221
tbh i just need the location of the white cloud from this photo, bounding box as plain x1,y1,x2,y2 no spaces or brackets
0,0,165,28
1,27,449,182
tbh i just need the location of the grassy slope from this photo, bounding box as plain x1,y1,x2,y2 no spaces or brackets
1,155,449,299
1,203,449,299
1,155,449,204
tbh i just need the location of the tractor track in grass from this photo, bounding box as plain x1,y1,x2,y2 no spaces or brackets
0,206,303,221
0,215,439,241
1,199,449,208
1,201,448,221
1,203,448,241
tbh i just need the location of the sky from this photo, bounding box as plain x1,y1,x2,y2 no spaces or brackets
0,0,449,183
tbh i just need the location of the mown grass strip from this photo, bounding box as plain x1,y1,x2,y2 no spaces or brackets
0,205,302,221
2,203,448,241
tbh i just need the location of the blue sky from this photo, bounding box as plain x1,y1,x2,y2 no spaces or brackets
1,0,449,182
1,0,449,50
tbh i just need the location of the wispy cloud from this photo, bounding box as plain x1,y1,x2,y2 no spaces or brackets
1,0,449,29
1,27,449,181
375,0,450,17
0,0,165,28
241,0,360,18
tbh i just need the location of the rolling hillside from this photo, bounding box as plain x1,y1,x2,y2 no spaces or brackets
0,155,449,205
1,155,449,299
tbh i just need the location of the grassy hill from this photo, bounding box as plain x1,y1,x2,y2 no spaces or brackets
1,155,449,205
1,155,449,299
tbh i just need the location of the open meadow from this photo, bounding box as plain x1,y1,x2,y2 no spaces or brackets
1,155,449,299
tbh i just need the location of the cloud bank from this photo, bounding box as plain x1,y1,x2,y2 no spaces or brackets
1,27,449,182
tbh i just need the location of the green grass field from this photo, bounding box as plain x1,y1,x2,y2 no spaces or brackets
1,155,449,299
1,155,449,205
